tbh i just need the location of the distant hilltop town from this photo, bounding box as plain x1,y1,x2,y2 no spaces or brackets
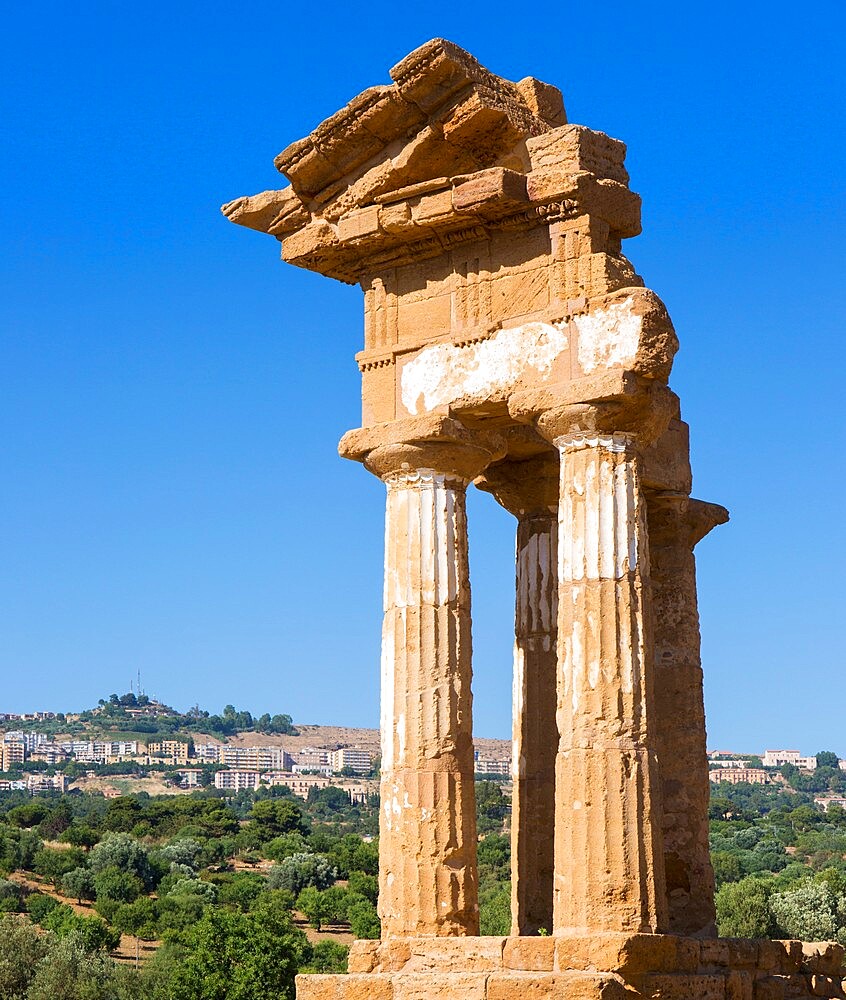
0,691,511,800
708,748,846,813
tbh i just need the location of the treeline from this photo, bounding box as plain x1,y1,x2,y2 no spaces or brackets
711,781,846,941
0,783,383,999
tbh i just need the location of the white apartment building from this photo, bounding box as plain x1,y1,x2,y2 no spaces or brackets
214,770,260,791
177,769,203,789
5,731,49,753
219,746,294,772
328,747,373,774
474,758,511,776
762,750,818,770
193,743,221,762
294,748,331,770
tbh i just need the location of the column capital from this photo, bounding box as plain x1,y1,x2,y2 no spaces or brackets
475,453,559,517
647,492,730,548
339,415,506,483
509,373,678,451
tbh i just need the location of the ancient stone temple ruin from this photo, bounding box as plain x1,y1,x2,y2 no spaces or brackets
225,39,845,1000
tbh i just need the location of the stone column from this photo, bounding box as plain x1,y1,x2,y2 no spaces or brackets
524,392,674,936
648,492,728,937
477,455,559,936
344,417,505,938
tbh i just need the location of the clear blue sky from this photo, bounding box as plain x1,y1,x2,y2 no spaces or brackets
2,1,844,754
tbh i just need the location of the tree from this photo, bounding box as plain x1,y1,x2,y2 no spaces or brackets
43,905,121,952
475,781,510,833
303,940,349,973
715,876,778,938
296,886,332,931
94,865,144,906
60,824,100,851
267,853,335,895
112,896,159,943
264,832,309,862
24,931,134,1000
248,800,309,840
33,845,86,886
0,913,49,997
168,878,218,904
347,871,378,905
167,902,309,1000
62,866,96,904
27,891,60,923
0,878,23,912
817,751,840,770
89,832,154,888
347,897,380,938
770,881,846,943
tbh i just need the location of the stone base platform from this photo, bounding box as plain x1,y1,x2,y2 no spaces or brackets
296,934,846,1000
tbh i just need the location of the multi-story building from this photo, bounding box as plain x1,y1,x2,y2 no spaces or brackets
29,745,71,765
474,758,511,776
214,770,260,791
218,746,294,772
193,743,221,763
0,779,26,791
147,740,189,765
261,772,370,804
328,747,373,774
27,774,69,793
294,748,331,770
177,769,204,789
1,741,26,770
709,768,770,785
762,750,818,770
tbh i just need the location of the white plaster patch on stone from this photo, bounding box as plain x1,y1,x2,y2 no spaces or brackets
400,321,569,415
574,296,641,374
380,614,395,772
512,643,525,780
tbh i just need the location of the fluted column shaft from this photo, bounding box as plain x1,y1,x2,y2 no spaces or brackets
553,432,667,935
511,509,558,935
378,467,479,937
649,493,727,936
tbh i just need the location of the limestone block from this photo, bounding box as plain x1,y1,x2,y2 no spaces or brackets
390,971,488,1000
553,933,678,976
338,205,382,243
701,941,732,968
727,940,761,970
487,971,627,1000
452,168,528,215
375,939,414,972
404,936,505,972
502,936,556,972
525,125,628,183
802,945,846,976
515,77,567,127
756,977,787,1000
347,939,379,973
727,971,755,1000
295,973,394,1000
639,973,726,1000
